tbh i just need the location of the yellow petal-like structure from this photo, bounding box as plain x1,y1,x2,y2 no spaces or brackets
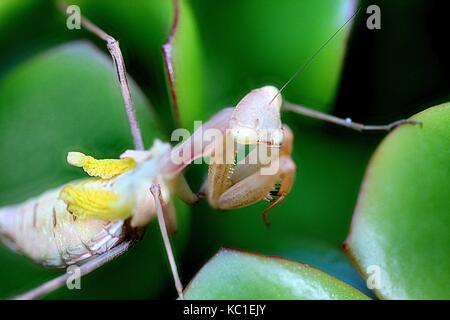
67,152,136,179
59,184,130,221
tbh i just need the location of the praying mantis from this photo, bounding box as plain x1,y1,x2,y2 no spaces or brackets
0,3,419,300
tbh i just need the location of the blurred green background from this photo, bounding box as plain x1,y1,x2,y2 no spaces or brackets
0,0,448,299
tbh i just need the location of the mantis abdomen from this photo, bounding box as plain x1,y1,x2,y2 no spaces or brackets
0,143,174,269
0,186,126,268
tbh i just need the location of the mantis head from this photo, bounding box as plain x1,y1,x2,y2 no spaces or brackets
229,86,284,147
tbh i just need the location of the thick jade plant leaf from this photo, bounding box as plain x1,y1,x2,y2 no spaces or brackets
0,42,190,299
344,104,450,299
273,237,375,297
184,249,369,299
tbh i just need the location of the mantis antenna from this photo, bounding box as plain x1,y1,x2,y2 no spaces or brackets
270,6,362,105
13,240,135,300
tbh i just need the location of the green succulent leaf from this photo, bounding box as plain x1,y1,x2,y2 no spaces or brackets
184,249,370,300
274,237,375,297
0,42,189,299
344,104,450,299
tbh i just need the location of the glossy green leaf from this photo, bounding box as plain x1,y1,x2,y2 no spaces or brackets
344,104,450,299
274,237,375,298
0,42,190,299
184,249,369,299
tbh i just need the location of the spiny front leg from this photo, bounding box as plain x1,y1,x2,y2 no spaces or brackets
217,156,296,224
217,155,296,223
206,87,296,221
207,133,237,208
214,125,296,226
261,125,296,225
216,161,280,210
207,163,235,208
262,155,296,226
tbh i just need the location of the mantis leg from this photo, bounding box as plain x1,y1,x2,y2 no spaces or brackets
162,107,234,176
196,178,209,199
207,132,239,208
216,166,280,210
217,156,295,213
58,0,144,150
212,125,296,224
150,185,184,300
12,239,136,300
262,156,296,226
172,174,199,205
283,101,420,131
